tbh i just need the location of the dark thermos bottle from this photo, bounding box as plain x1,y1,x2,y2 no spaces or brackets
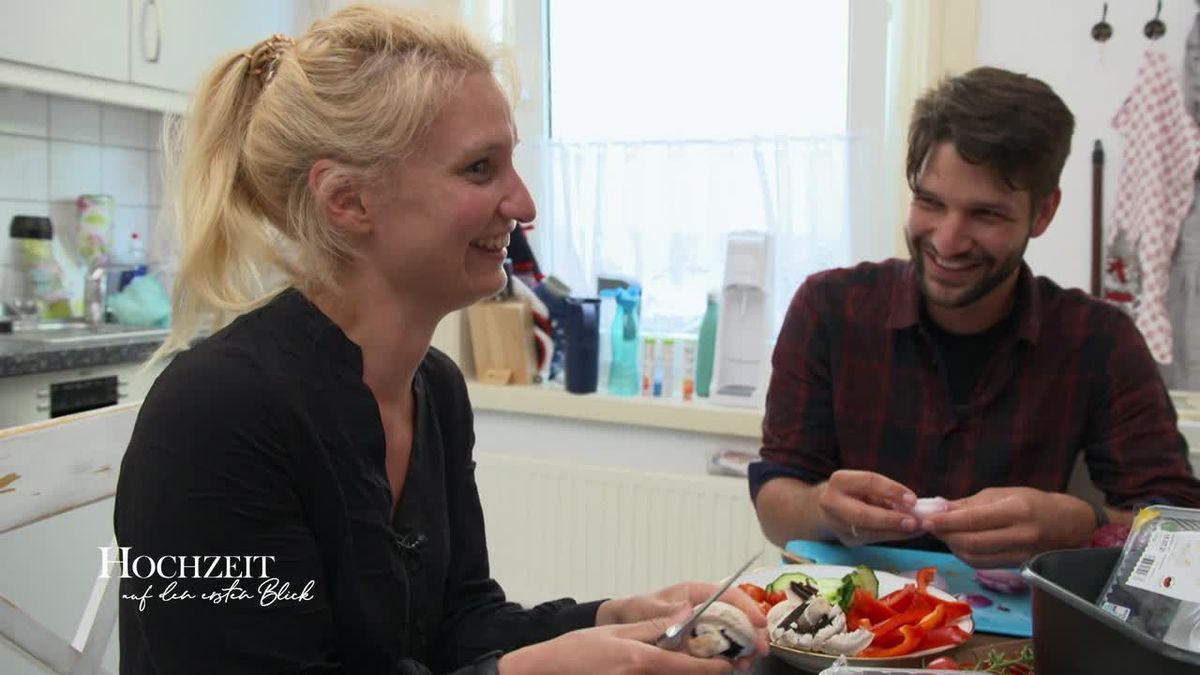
562,296,600,394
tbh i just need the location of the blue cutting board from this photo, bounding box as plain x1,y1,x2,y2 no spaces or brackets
784,540,1032,637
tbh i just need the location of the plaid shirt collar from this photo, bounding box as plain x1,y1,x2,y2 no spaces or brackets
884,259,1043,345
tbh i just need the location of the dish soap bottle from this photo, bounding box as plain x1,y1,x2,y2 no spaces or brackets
696,291,719,397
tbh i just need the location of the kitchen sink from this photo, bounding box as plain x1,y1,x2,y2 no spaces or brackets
4,320,170,346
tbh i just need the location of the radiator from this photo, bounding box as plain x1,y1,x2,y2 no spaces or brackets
474,453,773,605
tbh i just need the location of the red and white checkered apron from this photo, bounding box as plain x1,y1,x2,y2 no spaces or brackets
1111,50,1200,364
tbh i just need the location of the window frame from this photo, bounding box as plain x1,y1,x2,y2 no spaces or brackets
505,0,893,272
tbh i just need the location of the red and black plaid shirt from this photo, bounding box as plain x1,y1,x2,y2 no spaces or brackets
749,259,1200,509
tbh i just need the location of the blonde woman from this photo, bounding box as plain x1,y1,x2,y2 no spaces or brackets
113,4,764,674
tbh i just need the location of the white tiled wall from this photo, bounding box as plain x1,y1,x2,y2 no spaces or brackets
0,87,167,297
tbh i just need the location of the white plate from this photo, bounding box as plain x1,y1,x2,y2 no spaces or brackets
738,563,975,672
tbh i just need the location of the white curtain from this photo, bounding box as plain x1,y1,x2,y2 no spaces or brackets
883,0,980,257
529,136,874,335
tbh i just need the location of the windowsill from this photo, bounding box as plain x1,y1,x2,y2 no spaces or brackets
466,385,1200,442
466,381,763,439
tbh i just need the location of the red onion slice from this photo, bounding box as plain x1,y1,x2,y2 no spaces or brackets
973,569,1029,595
955,592,994,608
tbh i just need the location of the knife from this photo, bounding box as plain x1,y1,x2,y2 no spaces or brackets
655,548,762,651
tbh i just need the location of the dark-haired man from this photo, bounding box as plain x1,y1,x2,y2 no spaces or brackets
750,66,1200,567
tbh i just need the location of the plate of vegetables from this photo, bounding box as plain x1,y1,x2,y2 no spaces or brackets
737,564,974,671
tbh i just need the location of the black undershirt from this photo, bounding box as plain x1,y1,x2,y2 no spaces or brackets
921,303,1015,416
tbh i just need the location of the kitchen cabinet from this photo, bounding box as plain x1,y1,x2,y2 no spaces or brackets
0,359,164,429
0,0,315,114
130,0,299,93
0,0,130,82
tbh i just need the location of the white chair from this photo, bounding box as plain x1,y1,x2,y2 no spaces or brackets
0,403,140,675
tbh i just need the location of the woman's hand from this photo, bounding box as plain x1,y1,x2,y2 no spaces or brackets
594,581,767,671
596,582,766,631
497,609,746,675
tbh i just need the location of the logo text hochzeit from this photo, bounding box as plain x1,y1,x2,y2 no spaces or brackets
101,547,315,611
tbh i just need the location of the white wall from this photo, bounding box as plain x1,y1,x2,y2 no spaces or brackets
473,409,760,475
977,0,1198,290
0,89,166,296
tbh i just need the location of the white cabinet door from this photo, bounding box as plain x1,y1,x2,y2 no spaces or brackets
0,0,130,81
129,0,297,93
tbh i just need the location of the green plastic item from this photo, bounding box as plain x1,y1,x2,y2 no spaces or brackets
695,291,719,397
607,287,641,396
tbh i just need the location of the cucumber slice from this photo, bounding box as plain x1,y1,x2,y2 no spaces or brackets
815,577,845,598
852,565,879,598
765,572,817,594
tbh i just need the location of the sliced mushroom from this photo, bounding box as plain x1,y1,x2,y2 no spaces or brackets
821,627,875,656
682,601,756,660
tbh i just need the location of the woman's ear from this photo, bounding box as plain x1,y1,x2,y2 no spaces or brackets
309,159,371,234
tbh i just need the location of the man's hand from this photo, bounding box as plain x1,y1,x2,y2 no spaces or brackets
816,470,922,546
924,487,1097,568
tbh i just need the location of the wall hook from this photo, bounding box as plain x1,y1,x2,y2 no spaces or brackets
1144,0,1166,40
1092,3,1113,42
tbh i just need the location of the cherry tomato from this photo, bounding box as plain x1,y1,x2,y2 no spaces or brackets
738,583,766,603
766,590,787,606
925,656,961,670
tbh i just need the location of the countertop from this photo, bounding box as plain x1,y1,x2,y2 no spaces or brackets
0,330,167,377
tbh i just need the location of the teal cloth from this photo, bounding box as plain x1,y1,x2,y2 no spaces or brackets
109,275,171,328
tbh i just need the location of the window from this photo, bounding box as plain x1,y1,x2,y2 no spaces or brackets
501,0,888,335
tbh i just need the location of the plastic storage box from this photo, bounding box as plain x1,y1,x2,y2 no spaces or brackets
1022,547,1200,674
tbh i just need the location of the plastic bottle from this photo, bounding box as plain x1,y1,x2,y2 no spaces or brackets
642,338,657,397
696,291,719,397
607,287,641,396
119,231,149,291
9,215,73,319
681,340,696,401
660,338,675,398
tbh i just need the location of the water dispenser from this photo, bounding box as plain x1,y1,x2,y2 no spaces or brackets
711,231,772,408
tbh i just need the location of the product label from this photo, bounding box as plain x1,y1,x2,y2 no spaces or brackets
1100,601,1132,621
1125,531,1200,603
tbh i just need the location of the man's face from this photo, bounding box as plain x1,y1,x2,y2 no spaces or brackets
904,142,1055,310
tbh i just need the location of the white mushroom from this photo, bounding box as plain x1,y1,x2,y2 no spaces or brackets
769,596,847,652
821,627,875,656
767,598,803,635
682,601,756,660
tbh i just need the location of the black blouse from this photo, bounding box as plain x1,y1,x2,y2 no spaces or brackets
115,289,600,674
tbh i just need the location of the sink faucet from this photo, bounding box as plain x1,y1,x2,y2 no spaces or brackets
84,265,110,325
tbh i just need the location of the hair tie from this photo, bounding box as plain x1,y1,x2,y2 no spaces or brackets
247,33,294,85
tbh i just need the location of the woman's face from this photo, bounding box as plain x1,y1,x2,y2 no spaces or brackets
358,71,535,314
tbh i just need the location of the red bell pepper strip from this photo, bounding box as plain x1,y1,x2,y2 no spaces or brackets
918,624,971,650
862,625,926,657
879,585,915,611
851,587,897,622
916,603,947,631
868,606,928,639
916,567,937,593
933,599,973,624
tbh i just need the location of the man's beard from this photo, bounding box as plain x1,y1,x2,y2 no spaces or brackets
907,234,1028,309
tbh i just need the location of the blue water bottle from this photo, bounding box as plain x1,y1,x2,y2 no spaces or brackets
607,287,641,395
563,297,600,394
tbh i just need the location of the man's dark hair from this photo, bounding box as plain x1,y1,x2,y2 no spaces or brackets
906,66,1075,209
